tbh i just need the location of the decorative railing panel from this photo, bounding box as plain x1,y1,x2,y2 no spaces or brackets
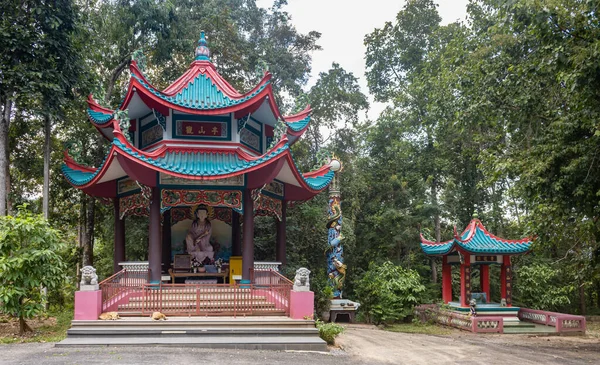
518,308,586,333
138,282,291,317
415,304,503,334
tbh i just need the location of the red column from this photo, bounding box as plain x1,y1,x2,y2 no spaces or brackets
231,211,242,256
460,253,471,307
148,187,162,284
113,197,125,274
161,209,172,272
275,200,287,265
501,255,512,306
242,189,254,281
442,256,452,303
480,264,490,303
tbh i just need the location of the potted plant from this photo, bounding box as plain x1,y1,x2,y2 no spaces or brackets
191,258,202,273
215,258,224,273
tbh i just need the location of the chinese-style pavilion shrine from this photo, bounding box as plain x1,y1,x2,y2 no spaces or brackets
420,217,534,310
62,32,336,285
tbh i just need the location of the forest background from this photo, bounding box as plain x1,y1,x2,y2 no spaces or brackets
0,0,599,320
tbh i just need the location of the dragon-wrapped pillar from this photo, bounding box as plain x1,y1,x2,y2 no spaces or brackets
326,158,345,299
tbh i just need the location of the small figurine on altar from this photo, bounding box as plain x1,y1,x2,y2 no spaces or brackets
186,205,214,263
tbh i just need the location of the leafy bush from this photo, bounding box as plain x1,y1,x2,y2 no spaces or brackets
355,261,426,325
514,262,573,312
315,319,345,345
0,207,67,334
311,269,333,319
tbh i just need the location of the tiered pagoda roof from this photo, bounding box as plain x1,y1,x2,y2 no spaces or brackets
420,219,533,256
63,32,333,202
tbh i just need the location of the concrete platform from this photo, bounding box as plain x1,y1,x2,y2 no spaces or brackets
57,316,327,351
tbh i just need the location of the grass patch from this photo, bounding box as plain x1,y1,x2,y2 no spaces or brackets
384,322,453,335
0,306,73,344
586,321,600,338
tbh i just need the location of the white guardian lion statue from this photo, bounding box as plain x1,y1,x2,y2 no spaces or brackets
293,267,311,292
80,265,99,290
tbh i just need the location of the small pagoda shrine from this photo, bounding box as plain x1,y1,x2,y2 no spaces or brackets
62,32,337,285
420,217,533,313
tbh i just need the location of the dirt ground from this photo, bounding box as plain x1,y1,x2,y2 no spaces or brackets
336,324,600,365
0,314,56,339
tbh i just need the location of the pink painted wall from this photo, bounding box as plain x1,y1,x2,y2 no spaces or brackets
290,290,314,320
74,290,102,320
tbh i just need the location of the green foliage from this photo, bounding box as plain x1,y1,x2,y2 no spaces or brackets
355,262,426,325
514,262,573,312
311,269,333,319
315,319,344,345
0,207,67,333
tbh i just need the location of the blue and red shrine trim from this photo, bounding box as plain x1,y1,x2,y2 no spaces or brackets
419,219,534,256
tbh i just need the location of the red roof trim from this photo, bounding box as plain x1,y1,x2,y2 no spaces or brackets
303,164,332,178
283,105,311,122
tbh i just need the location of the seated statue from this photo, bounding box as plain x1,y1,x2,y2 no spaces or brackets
185,206,214,264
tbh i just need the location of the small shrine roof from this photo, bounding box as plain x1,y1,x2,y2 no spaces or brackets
420,219,533,256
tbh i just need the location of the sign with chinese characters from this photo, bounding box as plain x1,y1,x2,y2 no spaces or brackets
159,173,244,187
175,120,228,140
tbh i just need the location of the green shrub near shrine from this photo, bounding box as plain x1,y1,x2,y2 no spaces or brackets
355,261,426,325
0,206,67,335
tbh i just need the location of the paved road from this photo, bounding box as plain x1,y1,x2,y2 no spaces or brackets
2,325,600,365
0,343,376,365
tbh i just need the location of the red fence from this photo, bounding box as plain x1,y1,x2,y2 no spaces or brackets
518,308,586,333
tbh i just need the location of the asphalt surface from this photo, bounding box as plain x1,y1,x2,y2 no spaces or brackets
0,343,379,365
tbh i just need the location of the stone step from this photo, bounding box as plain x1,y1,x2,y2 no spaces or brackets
55,335,327,351
71,317,314,328
67,326,319,336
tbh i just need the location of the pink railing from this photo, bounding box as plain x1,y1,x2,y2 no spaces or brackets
99,269,148,312
519,308,586,333
415,304,503,333
137,282,291,317
100,268,293,316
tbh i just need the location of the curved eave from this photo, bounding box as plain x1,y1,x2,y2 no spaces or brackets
456,220,533,255
420,234,456,256
62,146,118,188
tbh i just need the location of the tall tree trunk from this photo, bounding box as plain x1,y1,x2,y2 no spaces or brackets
0,98,12,216
431,177,439,284
43,114,51,219
579,278,586,315
82,195,95,267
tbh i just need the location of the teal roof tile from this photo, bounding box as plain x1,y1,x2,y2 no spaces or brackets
132,73,269,111
420,220,533,256
287,116,310,132
87,108,113,125
63,138,335,193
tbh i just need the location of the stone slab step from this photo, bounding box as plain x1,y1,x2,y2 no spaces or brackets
71,317,313,328
67,326,319,336
55,335,327,352
503,323,558,334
